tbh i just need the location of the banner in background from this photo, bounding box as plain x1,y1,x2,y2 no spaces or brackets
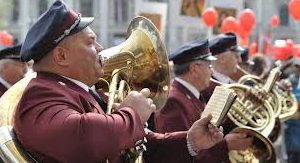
213,7,237,34
180,0,205,18
136,1,168,39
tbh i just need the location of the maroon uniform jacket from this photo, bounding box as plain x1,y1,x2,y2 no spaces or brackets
13,72,191,163
155,80,229,163
0,82,8,97
13,72,146,163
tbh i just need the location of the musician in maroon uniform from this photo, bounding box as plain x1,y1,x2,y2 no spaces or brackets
202,32,243,102
155,37,253,163
0,44,27,97
13,1,224,162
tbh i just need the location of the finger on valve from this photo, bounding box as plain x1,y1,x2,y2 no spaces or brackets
140,88,151,98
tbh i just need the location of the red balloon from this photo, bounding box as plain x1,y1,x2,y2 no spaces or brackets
0,31,13,46
221,16,238,33
240,37,249,47
249,42,258,55
286,39,295,54
295,44,300,57
239,9,256,32
270,15,280,27
237,23,250,39
202,8,218,26
272,45,292,60
289,0,300,20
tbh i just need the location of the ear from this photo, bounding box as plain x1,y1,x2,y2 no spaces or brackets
52,46,70,66
189,63,198,75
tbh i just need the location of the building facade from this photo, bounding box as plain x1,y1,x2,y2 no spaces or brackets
1,0,300,53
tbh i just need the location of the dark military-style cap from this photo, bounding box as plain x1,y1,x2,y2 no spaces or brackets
20,0,94,62
209,32,238,55
240,48,254,65
0,44,22,60
169,38,216,65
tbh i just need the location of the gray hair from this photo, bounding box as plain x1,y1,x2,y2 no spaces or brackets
0,59,15,72
173,60,203,76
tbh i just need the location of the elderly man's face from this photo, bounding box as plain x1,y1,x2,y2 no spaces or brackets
192,60,212,91
61,27,104,86
221,51,240,75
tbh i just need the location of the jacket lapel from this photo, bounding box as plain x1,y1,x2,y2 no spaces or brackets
172,80,204,112
37,72,103,113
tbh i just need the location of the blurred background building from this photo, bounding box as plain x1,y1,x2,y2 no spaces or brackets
0,0,299,53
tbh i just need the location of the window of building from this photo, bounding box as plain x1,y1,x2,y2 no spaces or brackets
279,5,289,26
12,0,19,22
80,0,94,17
38,0,48,15
114,0,128,22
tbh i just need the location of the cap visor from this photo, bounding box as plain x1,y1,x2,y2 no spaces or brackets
236,46,245,52
204,55,217,61
70,17,94,36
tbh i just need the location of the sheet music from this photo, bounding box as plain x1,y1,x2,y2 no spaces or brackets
201,86,236,126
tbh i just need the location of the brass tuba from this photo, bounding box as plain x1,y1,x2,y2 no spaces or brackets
0,74,37,162
98,16,170,163
98,16,169,113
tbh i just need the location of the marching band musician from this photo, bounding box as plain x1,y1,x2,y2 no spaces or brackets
0,44,27,97
202,32,243,101
154,37,253,163
13,1,224,163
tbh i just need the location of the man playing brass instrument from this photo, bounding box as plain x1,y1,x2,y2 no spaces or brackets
154,37,253,163
12,1,224,162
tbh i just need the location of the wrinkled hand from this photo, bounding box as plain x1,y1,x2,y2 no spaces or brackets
225,132,253,150
118,88,155,124
188,114,224,152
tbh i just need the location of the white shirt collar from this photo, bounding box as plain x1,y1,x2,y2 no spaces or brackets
212,70,234,84
175,77,200,99
62,76,90,92
0,76,12,89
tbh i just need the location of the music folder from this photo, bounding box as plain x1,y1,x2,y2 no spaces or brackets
201,86,237,127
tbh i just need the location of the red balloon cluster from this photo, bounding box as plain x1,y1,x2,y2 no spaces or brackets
221,16,238,33
271,39,296,60
202,8,218,27
0,31,13,46
239,9,256,32
219,9,256,45
288,0,300,20
270,15,280,27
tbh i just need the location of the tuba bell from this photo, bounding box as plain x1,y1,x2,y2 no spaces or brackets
98,16,169,113
97,16,170,163
0,74,37,162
